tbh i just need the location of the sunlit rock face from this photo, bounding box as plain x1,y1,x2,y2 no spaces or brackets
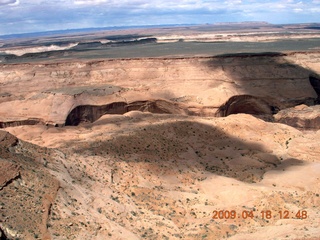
274,104,320,129
0,52,319,127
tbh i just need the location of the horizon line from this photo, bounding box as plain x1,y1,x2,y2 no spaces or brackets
1,21,320,40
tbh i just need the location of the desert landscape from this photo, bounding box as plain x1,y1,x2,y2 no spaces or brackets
0,22,320,239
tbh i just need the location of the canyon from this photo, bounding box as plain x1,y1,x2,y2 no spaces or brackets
0,24,320,240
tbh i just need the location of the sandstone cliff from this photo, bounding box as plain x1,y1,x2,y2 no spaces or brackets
0,52,319,127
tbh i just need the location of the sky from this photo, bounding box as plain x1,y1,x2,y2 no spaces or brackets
0,0,319,35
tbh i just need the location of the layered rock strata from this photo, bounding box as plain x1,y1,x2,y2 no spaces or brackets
0,52,319,127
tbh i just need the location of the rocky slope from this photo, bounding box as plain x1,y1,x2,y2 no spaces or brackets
0,131,59,239
0,51,320,239
2,113,320,240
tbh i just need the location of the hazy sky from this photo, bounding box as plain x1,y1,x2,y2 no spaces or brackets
0,0,319,35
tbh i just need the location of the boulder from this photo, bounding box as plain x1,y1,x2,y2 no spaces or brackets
274,104,320,129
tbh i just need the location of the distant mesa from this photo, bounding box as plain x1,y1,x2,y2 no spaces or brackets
70,37,157,50
213,21,270,25
0,37,157,58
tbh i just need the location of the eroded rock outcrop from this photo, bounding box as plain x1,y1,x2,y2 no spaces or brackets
0,160,20,190
275,104,320,129
0,119,43,128
0,130,60,240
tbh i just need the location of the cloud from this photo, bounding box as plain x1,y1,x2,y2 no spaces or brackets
74,0,108,5
0,0,320,35
293,8,303,12
310,7,320,12
0,0,17,6
9,0,19,6
224,0,242,5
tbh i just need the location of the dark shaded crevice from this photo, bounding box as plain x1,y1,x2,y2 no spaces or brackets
0,172,21,191
215,95,277,121
0,119,61,129
0,227,8,240
65,99,189,126
309,75,320,104
0,100,190,128
214,52,286,58
0,119,43,128
65,102,127,126
46,203,53,229
276,116,320,130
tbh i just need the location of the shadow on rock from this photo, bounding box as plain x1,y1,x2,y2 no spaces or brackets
206,52,320,122
71,119,304,183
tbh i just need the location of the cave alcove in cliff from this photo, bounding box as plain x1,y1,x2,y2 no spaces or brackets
65,100,188,126
65,102,127,126
309,75,320,104
207,52,320,110
215,95,276,120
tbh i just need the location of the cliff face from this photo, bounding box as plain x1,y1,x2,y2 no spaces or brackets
0,52,319,126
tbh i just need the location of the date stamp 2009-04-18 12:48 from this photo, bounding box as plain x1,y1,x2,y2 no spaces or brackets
212,210,308,220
